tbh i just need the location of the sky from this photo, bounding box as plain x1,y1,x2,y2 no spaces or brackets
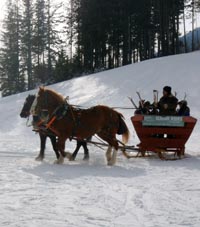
0,1,6,22
0,50,200,226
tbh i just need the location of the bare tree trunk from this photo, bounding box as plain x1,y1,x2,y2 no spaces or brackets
183,7,188,53
47,0,52,79
192,0,195,51
26,0,32,90
70,0,73,62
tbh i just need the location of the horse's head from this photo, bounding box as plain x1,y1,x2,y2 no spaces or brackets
34,87,65,119
20,94,36,118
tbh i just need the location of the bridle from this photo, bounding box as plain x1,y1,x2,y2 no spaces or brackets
30,91,69,136
30,88,82,139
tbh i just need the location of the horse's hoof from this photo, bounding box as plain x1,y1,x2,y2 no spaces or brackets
65,152,73,160
54,160,63,164
54,159,60,164
35,156,44,161
54,159,64,164
83,155,89,160
107,161,114,166
53,160,57,164
54,156,64,164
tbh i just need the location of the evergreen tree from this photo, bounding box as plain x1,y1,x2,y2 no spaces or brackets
0,0,25,97
21,0,34,90
31,0,48,85
54,49,74,82
45,0,64,84
71,0,185,71
32,0,47,66
0,0,194,96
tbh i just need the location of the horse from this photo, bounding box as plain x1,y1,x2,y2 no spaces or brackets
32,87,130,165
20,94,90,161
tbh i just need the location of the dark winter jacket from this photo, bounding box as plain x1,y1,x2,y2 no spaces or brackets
177,105,190,116
158,94,178,115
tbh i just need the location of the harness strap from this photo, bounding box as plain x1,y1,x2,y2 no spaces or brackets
46,116,57,129
46,114,62,136
47,126,60,137
68,104,76,123
35,115,60,137
37,119,45,127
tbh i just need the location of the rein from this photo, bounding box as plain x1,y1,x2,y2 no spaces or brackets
26,116,32,127
71,104,135,110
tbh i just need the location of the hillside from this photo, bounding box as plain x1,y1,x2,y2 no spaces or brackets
0,51,200,227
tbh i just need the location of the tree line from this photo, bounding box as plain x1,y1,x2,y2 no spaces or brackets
0,0,199,97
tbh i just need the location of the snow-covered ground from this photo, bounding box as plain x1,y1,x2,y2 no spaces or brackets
0,51,200,227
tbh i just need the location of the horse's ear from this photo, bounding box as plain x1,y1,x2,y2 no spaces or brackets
39,86,45,92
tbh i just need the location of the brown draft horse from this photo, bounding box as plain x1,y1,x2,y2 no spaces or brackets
20,94,90,161
33,87,130,166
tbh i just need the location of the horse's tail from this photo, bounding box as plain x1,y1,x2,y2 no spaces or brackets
117,113,130,144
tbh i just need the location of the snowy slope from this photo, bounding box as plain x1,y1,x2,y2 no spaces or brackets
0,51,200,227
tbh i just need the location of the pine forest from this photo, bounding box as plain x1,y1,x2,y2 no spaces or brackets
0,0,199,96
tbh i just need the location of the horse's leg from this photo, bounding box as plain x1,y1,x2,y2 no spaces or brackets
69,141,82,161
106,146,118,166
68,140,89,161
106,145,112,164
98,132,118,166
35,133,46,161
49,135,60,159
83,143,89,160
110,147,118,166
109,139,119,165
54,137,66,164
82,141,89,160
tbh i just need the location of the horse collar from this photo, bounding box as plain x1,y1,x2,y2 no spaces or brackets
54,102,69,120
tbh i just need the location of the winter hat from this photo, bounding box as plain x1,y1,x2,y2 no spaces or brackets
178,100,187,106
163,86,171,94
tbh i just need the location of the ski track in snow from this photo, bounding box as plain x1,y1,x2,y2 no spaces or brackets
1,52,200,226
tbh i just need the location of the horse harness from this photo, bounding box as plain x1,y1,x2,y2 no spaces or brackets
34,98,84,138
34,93,118,140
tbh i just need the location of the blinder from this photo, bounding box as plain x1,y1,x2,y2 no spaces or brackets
33,115,40,123
32,109,49,126
41,109,49,122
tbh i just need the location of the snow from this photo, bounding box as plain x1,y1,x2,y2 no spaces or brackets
0,51,200,227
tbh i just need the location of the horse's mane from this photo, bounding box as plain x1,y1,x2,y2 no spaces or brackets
42,87,65,104
26,94,35,101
